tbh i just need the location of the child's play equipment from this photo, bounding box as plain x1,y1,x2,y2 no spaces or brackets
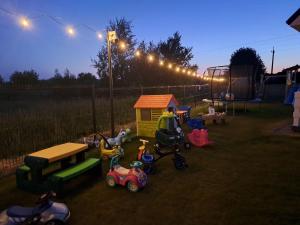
292,91,300,132
106,155,147,192
186,118,206,130
16,143,102,194
155,112,191,149
199,105,226,124
134,94,179,137
187,129,214,148
107,129,132,146
0,192,70,225
137,139,188,173
98,133,124,159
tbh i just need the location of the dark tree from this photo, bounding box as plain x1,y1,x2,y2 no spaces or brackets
92,18,137,86
158,32,194,67
230,47,266,79
77,72,97,84
0,74,4,84
10,70,39,86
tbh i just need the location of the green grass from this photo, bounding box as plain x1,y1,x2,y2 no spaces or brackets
0,103,300,225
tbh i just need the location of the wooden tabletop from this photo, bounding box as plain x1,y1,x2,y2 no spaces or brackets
28,142,88,163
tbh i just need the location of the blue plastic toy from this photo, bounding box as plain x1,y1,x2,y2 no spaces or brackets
187,118,206,130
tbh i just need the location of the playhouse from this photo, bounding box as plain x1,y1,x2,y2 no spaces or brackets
134,94,179,137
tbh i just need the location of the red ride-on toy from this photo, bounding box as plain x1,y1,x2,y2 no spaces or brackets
106,155,147,192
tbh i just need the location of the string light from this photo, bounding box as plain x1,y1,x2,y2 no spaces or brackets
147,54,154,62
66,26,75,37
1,7,201,80
135,50,141,57
119,41,126,50
18,16,31,29
97,32,103,40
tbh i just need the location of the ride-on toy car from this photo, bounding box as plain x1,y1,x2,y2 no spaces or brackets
106,155,147,192
0,192,70,225
155,112,191,149
137,139,188,174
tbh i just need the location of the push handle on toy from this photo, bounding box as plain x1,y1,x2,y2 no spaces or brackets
130,161,143,169
139,139,149,145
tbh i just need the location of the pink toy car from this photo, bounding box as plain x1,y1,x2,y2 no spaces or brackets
106,155,147,192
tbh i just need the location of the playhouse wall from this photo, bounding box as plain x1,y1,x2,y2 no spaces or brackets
136,108,165,137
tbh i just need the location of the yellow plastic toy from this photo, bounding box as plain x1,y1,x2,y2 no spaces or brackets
99,139,124,159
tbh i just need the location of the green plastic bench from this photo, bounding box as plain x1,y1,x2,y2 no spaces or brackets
16,165,31,189
49,158,101,193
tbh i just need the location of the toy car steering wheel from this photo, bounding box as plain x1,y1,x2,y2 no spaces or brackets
130,161,143,168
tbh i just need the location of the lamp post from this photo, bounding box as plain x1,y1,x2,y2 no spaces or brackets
107,31,118,137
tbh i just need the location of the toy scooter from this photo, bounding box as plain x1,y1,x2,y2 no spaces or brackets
137,139,188,174
0,192,70,225
106,155,147,192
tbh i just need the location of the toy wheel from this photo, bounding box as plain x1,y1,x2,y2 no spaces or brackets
184,142,191,150
127,181,139,192
46,220,65,225
106,176,116,187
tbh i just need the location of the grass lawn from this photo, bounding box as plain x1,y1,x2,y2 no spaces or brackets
0,103,300,225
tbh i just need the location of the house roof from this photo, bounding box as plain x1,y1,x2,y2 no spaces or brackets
134,94,179,109
286,8,300,32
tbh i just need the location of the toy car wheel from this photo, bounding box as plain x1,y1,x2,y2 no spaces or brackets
127,181,139,192
174,160,186,170
106,176,116,187
184,142,191,150
46,220,65,225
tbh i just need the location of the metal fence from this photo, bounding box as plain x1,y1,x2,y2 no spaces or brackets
0,84,209,177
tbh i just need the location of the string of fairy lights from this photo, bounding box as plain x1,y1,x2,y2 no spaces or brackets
0,7,227,82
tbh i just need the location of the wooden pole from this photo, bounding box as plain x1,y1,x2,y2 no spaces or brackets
91,84,97,133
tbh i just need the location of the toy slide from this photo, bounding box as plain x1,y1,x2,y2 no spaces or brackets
284,85,300,105
187,129,213,148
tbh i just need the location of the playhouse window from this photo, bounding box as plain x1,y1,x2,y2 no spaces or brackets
141,109,151,121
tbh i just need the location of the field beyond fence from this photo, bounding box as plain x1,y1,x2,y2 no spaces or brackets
0,84,209,176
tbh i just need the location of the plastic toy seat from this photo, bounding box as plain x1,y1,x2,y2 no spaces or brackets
7,206,35,217
114,166,130,175
142,154,154,163
187,118,206,130
187,129,213,147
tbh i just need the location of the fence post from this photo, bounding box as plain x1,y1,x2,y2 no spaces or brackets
140,86,143,95
91,84,97,133
183,85,186,104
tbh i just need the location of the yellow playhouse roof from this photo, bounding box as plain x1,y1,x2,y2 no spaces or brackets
134,94,179,109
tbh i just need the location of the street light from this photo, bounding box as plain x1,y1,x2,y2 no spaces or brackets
107,31,118,137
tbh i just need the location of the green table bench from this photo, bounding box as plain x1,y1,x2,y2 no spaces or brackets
48,158,102,193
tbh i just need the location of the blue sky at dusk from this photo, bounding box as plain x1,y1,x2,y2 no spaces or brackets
0,0,299,80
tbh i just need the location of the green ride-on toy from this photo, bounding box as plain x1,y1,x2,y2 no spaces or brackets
155,112,191,150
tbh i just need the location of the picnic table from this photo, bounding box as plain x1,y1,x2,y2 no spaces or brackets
17,143,101,193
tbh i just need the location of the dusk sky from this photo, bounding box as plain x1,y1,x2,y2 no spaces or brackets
0,0,299,80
